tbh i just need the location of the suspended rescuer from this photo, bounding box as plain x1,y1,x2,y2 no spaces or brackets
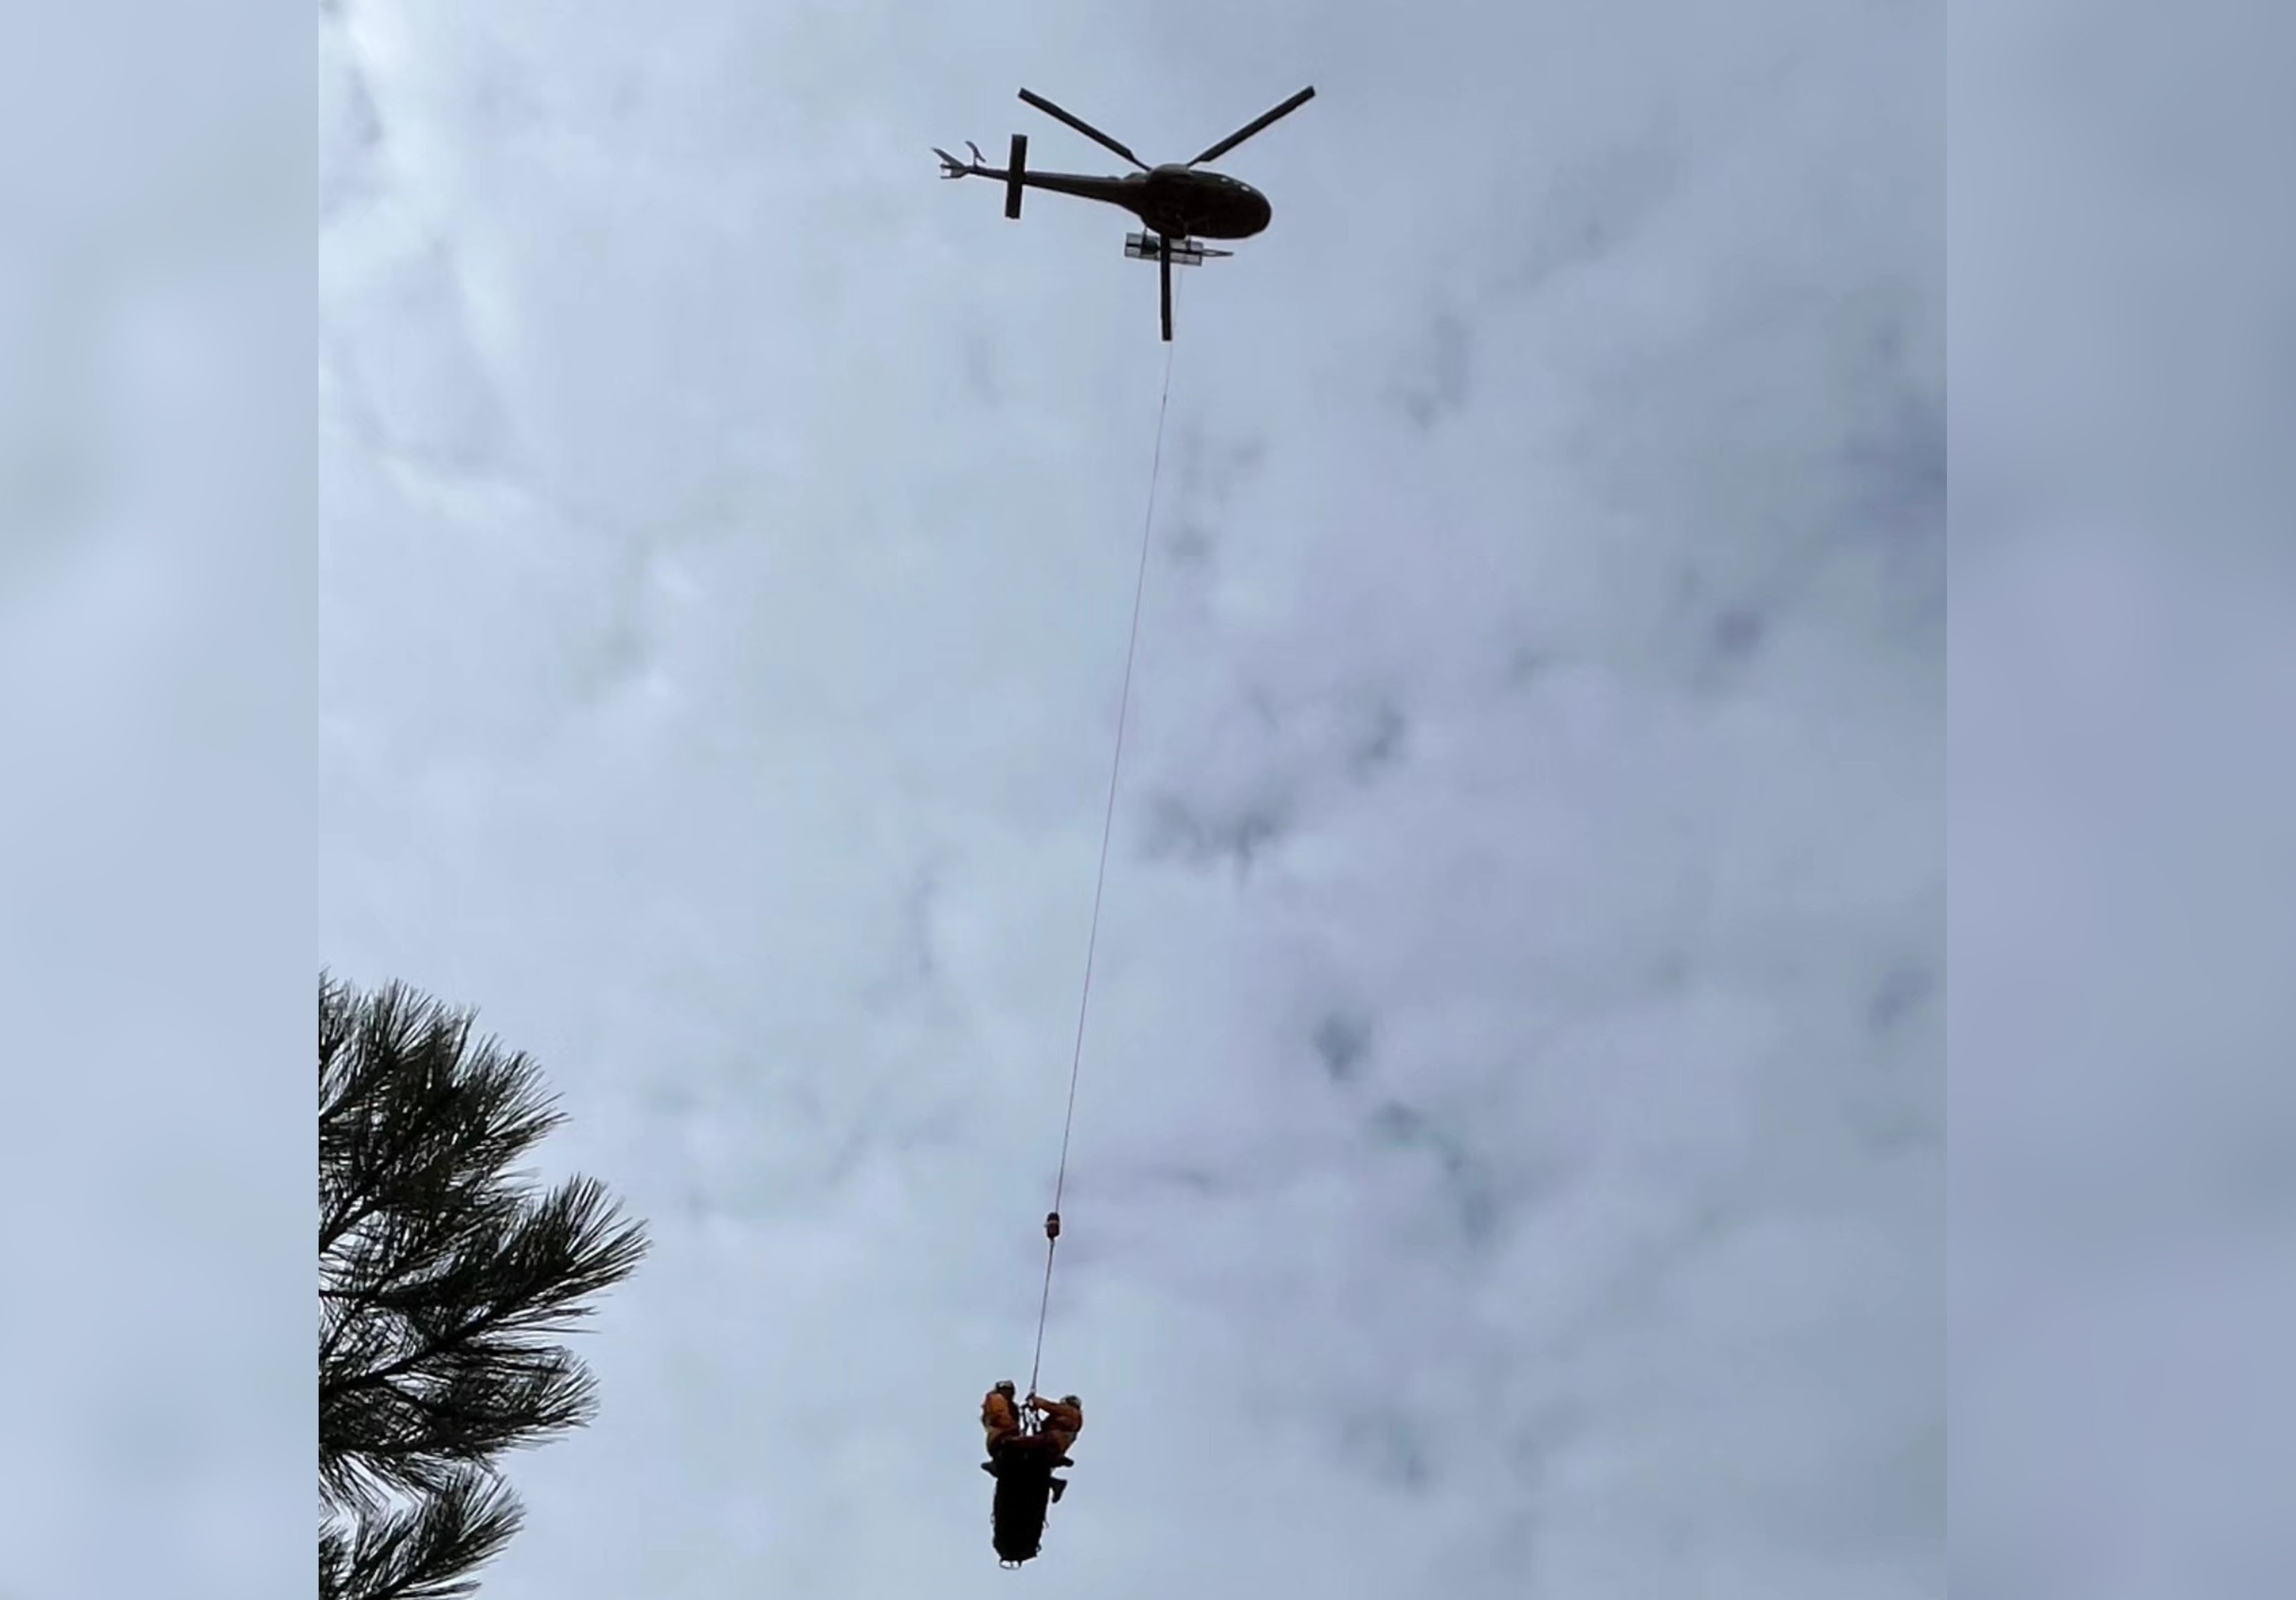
981,1380,1023,1455
1029,1392,1084,1503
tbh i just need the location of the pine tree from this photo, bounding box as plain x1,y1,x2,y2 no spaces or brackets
320,973,649,1600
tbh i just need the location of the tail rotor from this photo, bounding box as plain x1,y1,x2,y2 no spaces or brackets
934,140,988,179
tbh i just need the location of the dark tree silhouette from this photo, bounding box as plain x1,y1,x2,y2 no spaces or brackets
321,973,649,1600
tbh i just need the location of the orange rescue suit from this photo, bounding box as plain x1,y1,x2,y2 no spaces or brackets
981,1388,1022,1451
1031,1394,1083,1455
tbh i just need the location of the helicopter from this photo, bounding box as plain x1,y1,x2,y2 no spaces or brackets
935,85,1315,341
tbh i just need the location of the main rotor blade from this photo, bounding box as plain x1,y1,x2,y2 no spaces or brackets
1017,88,1147,171
1187,85,1316,167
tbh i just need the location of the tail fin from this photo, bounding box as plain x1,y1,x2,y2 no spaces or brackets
934,146,972,179
1004,133,1028,218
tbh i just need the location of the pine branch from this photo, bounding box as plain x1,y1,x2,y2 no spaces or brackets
319,972,650,1589
322,1179,646,1405
321,980,565,1258
320,1470,523,1600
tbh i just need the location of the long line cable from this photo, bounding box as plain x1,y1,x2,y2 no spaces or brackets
1027,338,1178,1398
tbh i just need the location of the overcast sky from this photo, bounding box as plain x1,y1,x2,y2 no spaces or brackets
1949,6,2296,1597
317,1,1939,1596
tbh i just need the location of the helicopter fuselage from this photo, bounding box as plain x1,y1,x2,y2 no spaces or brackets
980,163,1273,240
